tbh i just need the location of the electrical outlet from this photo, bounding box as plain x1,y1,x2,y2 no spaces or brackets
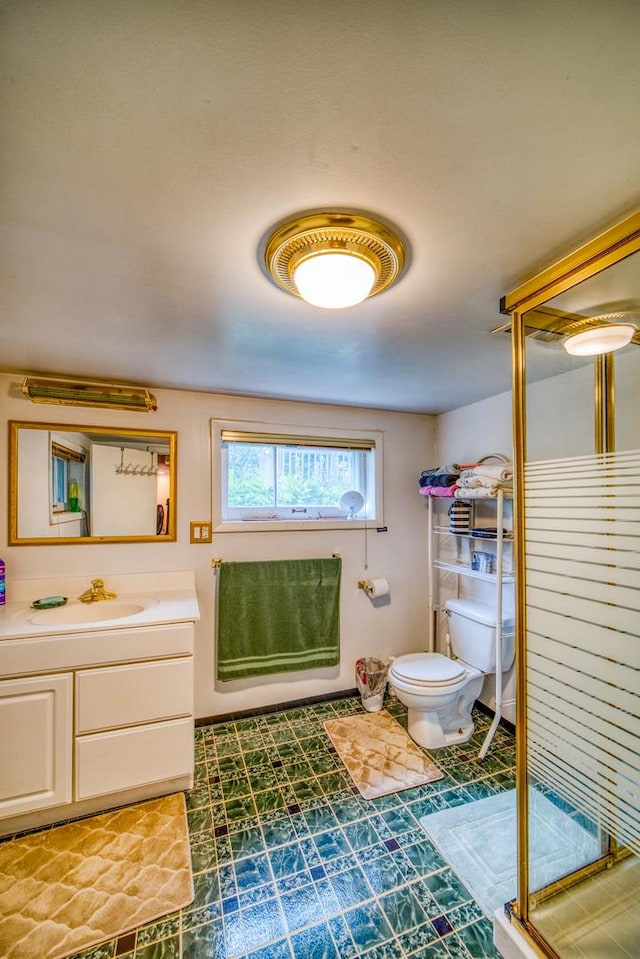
190,521,212,544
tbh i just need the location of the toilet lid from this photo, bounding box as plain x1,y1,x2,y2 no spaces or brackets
391,652,466,687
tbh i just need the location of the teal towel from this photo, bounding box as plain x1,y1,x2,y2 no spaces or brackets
216,557,341,681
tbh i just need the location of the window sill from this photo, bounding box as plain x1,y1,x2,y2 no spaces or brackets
50,511,84,527
214,518,382,534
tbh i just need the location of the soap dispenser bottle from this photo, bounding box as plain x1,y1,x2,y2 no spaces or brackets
69,479,79,512
0,557,5,606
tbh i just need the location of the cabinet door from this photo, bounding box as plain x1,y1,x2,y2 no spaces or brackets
75,657,193,733
0,673,72,816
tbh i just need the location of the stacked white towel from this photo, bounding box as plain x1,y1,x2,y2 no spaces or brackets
455,461,513,497
455,486,509,499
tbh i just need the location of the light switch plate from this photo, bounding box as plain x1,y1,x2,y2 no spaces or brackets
190,521,212,544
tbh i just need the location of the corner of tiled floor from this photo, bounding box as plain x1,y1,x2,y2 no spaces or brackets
71,695,515,959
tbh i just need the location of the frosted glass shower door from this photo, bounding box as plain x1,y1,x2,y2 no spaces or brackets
518,285,640,957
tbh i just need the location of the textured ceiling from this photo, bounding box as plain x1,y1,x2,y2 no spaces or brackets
1,0,639,413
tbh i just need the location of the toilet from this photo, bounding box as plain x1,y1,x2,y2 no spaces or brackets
389,598,514,749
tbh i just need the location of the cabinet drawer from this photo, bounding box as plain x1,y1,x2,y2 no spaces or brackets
76,657,193,733
75,717,194,800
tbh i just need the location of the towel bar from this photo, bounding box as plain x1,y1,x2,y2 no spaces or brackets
211,553,341,569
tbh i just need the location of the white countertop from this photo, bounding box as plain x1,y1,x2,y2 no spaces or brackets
0,571,200,641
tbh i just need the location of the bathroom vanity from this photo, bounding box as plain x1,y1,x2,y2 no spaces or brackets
0,571,199,837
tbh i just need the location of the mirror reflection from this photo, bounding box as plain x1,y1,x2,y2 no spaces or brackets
9,421,176,544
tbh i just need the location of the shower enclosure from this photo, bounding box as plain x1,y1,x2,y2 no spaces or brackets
498,211,640,958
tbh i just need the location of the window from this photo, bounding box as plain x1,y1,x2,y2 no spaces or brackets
49,439,86,515
212,421,383,529
51,452,68,512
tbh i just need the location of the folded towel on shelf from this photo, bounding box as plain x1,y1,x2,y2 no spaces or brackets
419,465,460,487
459,466,512,482
419,484,459,497
473,464,513,482
458,476,513,490
419,472,459,488
471,527,508,539
455,486,510,499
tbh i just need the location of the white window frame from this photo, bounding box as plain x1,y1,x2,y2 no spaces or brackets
211,419,384,532
49,433,87,525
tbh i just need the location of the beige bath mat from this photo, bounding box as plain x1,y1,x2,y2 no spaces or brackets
0,792,194,959
324,709,443,800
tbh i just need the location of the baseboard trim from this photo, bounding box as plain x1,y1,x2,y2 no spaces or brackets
196,689,515,732
196,687,359,727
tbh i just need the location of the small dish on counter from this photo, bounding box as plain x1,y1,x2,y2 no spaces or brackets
31,596,68,610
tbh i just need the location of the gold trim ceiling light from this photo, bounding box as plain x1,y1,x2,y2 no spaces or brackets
263,211,406,309
563,315,636,356
21,377,158,412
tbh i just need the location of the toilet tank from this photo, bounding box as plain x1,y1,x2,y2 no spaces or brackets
444,598,515,673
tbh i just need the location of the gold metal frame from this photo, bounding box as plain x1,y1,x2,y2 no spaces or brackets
8,421,177,545
501,210,640,316
263,211,406,301
492,305,640,346
501,208,640,957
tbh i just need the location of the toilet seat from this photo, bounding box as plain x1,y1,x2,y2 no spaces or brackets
391,652,467,688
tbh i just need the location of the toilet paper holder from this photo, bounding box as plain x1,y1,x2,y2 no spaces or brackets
357,577,390,599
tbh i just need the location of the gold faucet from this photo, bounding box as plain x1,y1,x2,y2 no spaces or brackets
79,578,118,603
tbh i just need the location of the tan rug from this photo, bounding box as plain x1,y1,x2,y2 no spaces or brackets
324,709,443,800
0,792,194,959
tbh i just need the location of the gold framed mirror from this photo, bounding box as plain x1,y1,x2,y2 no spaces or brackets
9,421,177,545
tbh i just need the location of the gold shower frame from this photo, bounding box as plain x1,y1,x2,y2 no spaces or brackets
500,208,640,958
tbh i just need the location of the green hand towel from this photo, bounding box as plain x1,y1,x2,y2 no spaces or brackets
217,557,341,681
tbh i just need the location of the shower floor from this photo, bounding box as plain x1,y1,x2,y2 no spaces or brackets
532,855,640,958
69,696,515,959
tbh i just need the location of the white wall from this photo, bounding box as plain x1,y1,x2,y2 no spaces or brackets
90,444,157,536
1,372,435,720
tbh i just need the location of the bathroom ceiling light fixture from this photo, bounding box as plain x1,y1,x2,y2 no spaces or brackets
263,211,406,309
21,377,158,412
563,322,636,356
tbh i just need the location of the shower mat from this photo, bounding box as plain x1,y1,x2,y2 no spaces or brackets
0,792,193,959
324,709,443,800
419,788,600,919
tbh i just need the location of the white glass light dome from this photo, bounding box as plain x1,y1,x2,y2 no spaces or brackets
563,323,635,356
293,252,377,309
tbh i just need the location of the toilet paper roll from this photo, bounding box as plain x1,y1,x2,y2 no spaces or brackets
364,577,389,599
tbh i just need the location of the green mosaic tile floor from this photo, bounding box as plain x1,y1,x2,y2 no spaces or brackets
71,696,515,959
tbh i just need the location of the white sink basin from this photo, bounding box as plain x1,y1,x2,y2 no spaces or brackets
29,602,146,626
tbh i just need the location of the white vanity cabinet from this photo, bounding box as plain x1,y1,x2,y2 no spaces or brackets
0,616,196,837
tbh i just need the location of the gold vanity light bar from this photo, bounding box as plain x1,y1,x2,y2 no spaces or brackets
21,377,158,412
